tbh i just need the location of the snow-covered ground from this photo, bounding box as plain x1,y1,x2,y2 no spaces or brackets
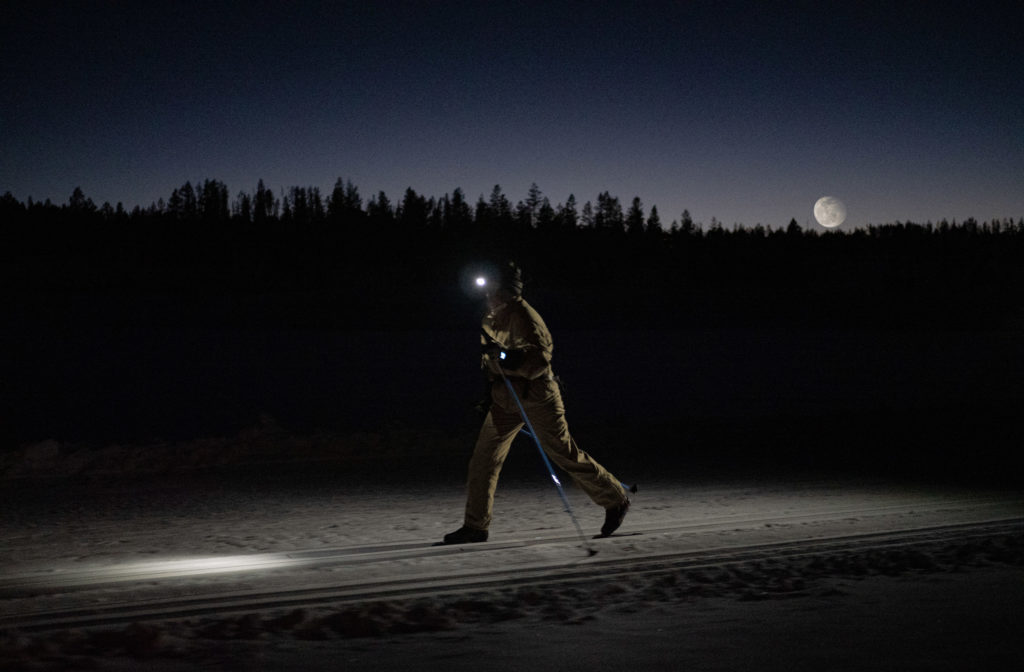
1,436,1022,671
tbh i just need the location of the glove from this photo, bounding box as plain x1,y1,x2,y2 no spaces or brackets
496,348,525,370
482,342,524,371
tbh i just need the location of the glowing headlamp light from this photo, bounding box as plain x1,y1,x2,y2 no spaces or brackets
475,276,488,288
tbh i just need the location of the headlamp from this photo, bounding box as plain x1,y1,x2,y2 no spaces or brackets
475,276,487,288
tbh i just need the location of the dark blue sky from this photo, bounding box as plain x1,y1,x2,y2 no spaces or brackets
3,0,1021,229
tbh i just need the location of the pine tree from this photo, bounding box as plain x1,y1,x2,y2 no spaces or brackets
444,187,473,232
524,182,542,227
235,191,252,223
489,185,512,223
199,179,229,225
68,186,96,214
595,191,623,231
557,194,578,231
679,209,695,235
327,178,347,223
179,182,197,222
626,196,645,236
167,188,184,221
367,191,394,227
399,187,428,230
537,197,555,231
581,201,595,228
646,205,661,234
253,179,277,224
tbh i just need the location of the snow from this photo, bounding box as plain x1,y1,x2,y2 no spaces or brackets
1,432,1022,671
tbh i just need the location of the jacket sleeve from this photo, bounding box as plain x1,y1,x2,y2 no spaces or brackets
502,306,552,380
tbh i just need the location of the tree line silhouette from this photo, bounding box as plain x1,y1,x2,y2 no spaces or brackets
2,180,1022,330
6,179,1022,236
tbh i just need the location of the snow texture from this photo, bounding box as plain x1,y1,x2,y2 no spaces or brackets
1,433,1022,671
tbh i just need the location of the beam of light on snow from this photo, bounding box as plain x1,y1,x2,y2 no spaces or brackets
93,553,302,580
0,553,315,593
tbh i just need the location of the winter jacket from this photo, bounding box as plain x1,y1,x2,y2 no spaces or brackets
480,297,557,410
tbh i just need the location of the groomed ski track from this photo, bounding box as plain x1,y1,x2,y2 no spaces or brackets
3,494,1021,633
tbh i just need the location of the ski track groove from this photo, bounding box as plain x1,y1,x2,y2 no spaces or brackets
2,495,1018,586
2,505,1021,633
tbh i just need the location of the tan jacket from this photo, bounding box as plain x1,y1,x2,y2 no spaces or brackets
480,297,557,410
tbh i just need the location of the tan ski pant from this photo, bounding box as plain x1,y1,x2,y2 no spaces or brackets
463,377,627,532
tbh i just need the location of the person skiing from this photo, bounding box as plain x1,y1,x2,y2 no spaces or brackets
443,261,630,544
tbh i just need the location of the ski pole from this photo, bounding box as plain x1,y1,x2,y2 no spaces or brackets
497,369,597,557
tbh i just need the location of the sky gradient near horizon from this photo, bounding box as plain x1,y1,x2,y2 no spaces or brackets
3,1,1022,230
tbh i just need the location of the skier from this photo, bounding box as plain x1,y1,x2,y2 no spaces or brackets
443,261,630,544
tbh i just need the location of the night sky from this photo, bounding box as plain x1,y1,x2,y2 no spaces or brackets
3,0,1021,230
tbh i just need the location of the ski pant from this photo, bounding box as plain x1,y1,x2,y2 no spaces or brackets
462,376,627,532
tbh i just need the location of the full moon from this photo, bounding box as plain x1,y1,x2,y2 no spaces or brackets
813,196,847,229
